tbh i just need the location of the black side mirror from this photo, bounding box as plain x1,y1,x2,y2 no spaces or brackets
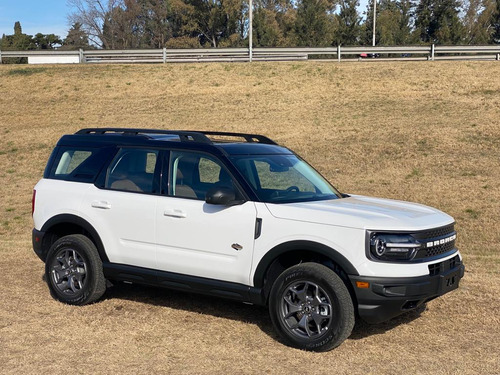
205,186,243,206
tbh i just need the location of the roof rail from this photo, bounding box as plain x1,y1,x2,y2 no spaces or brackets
76,128,211,143
75,128,277,145
201,131,277,145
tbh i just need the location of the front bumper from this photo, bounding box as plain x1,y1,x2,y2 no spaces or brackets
349,255,465,324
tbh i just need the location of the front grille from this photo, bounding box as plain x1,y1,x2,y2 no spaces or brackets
412,223,457,260
428,255,461,276
418,241,456,258
412,223,455,240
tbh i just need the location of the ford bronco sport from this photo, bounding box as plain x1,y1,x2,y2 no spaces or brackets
32,128,464,351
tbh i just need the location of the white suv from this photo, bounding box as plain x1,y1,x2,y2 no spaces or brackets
32,128,464,351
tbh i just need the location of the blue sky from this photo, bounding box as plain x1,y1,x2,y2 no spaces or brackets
0,0,370,40
0,1,71,38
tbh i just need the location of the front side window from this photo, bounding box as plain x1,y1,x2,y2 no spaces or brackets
231,154,341,203
168,151,239,200
105,148,160,193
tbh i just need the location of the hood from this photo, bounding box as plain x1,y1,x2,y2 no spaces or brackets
265,195,454,231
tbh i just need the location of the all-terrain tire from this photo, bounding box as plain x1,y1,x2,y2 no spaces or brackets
269,262,355,351
45,234,106,305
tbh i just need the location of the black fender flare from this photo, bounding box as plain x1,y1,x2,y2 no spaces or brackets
253,240,359,288
41,214,109,262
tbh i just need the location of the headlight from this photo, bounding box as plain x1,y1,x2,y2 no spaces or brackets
369,233,421,261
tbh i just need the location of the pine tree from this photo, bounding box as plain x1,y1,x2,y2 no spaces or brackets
63,23,91,50
0,22,34,63
2,22,34,50
363,0,413,46
363,0,378,45
414,0,464,44
253,8,285,47
334,0,361,46
14,21,22,35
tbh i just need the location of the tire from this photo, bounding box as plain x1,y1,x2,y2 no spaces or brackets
45,234,106,305
269,262,355,351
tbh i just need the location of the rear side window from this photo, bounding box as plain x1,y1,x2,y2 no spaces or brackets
105,148,160,194
57,151,92,175
48,147,113,183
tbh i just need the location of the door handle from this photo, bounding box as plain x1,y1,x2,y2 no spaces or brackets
91,200,111,209
163,208,187,218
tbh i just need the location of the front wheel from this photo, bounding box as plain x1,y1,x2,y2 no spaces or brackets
45,234,106,305
269,263,355,351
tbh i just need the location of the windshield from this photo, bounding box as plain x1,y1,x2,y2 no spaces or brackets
230,154,342,203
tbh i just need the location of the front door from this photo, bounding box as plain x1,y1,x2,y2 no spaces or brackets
155,150,257,285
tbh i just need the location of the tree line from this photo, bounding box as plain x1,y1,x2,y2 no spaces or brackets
1,0,500,53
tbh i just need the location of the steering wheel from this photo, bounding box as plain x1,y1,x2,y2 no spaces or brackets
285,186,300,193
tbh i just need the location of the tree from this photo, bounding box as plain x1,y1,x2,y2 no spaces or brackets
183,0,245,47
463,0,497,44
253,7,286,46
362,0,379,45
492,0,500,43
1,21,34,50
139,0,172,48
252,0,297,47
68,0,125,48
0,22,35,63
33,33,63,49
14,21,22,35
414,0,464,44
334,0,361,46
62,22,91,49
368,0,414,45
295,0,335,47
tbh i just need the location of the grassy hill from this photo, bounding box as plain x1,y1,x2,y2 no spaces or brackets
0,61,499,374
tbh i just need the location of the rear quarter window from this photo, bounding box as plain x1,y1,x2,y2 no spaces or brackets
48,146,115,183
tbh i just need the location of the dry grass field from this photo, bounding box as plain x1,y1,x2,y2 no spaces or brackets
0,61,499,374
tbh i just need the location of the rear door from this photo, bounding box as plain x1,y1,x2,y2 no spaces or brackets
81,147,162,269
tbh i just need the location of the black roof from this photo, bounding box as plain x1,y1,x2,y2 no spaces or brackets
58,128,292,156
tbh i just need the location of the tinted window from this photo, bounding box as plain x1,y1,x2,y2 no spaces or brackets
105,148,160,193
231,154,341,203
49,147,112,183
168,151,239,200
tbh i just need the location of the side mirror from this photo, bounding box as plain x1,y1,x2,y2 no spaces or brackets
205,186,243,206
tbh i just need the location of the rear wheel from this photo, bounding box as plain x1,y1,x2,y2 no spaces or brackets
269,262,354,351
45,234,106,305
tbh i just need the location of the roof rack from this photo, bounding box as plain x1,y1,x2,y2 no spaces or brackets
75,128,277,145
201,131,277,145
76,128,210,143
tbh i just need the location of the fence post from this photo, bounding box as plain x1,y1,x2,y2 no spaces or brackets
163,48,167,63
497,53,500,61
431,44,435,61
79,49,85,64
0,49,2,64
337,45,341,62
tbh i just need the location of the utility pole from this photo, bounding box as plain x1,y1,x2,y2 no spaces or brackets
249,0,253,62
372,0,377,47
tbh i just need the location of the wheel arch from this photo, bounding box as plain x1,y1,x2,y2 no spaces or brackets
253,240,359,303
40,214,108,263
